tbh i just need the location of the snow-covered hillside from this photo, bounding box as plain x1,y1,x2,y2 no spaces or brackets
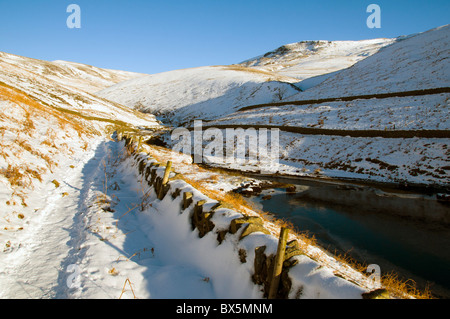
0,52,159,214
96,38,397,125
239,38,395,90
209,93,450,131
286,25,450,100
0,52,159,129
96,65,302,126
52,60,144,93
0,52,144,94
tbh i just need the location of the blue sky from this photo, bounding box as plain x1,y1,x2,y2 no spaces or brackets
0,0,448,74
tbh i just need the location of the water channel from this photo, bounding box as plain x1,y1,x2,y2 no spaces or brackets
239,175,450,298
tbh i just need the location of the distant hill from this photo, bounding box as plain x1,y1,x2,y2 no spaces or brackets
96,65,302,126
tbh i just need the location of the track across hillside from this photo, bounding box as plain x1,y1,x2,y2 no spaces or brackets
238,87,450,112
190,123,450,139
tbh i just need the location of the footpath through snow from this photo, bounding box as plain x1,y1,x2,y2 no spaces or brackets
0,136,264,298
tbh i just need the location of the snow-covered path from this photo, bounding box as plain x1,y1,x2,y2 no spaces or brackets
1,137,259,299
0,138,108,298
0,137,169,298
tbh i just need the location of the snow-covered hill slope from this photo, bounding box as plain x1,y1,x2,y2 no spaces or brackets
52,60,144,93
209,93,450,131
0,52,160,263
238,38,395,90
96,38,396,123
96,65,302,126
285,24,450,100
0,52,159,129
0,52,144,94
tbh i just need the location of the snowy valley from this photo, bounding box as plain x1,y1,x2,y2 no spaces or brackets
0,24,449,300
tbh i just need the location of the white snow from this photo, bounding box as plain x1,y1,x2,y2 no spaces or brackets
208,94,450,131
162,127,449,187
0,52,159,129
96,65,301,125
286,25,450,100
0,52,144,94
240,38,395,83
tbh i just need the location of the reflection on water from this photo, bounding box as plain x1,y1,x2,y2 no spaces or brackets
246,181,450,298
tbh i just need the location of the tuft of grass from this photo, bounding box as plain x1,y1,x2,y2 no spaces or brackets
380,272,433,299
24,167,43,183
108,267,119,276
1,164,26,187
51,180,60,188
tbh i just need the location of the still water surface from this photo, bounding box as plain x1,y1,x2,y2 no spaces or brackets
244,177,450,298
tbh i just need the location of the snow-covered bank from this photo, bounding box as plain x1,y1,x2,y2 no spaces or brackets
119,133,400,299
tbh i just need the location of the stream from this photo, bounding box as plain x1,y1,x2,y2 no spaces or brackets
239,175,450,298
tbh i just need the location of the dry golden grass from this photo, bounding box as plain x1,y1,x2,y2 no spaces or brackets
1,164,25,187
0,83,93,137
15,137,34,154
330,250,432,298
0,83,94,193
119,278,137,299
380,272,432,299
0,164,44,188
221,65,299,84
223,65,285,79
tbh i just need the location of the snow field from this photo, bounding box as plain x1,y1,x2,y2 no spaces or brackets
0,136,105,298
0,52,160,130
161,126,449,188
